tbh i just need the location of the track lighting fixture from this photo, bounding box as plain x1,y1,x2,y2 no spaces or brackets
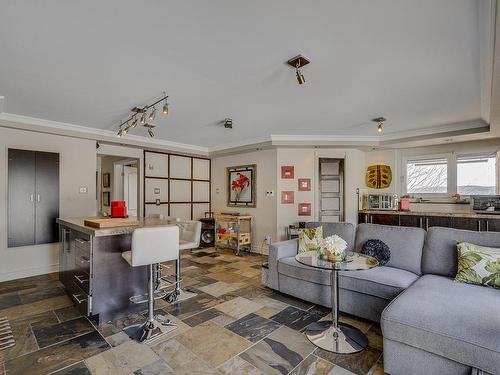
116,92,170,138
287,54,310,85
372,117,386,133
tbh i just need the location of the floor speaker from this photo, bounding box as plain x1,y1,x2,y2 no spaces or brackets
199,218,215,248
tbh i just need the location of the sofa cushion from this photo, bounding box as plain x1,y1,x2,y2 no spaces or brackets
354,224,425,275
306,222,355,252
381,275,500,374
422,227,500,278
277,257,417,300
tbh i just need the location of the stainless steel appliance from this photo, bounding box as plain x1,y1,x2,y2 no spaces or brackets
471,195,500,214
367,194,399,210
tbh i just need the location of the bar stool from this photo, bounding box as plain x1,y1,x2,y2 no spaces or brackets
164,220,201,302
122,225,179,342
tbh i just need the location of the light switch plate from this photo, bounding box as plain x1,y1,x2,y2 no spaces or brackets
79,186,88,194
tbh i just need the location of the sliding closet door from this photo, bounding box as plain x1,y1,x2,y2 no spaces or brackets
8,149,36,247
35,151,60,244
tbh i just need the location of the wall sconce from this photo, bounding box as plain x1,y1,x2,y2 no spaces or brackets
366,164,392,189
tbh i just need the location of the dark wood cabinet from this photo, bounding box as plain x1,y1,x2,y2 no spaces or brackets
424,216,452,230
486,220,500,232
8,149,59,247
451,217,481,231
369,213,400,226
399,215,422,228
359,211,500,232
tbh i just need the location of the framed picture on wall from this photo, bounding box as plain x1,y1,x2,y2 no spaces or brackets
281,191,294,204
298,203,311,216
298,178,311,191
227,164,257,207
281,165,294,179
102,191,110,207
102,172,110,188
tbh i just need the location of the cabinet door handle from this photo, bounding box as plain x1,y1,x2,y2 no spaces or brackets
29,194,34,202
80,256,90,263
74,274,89,284
36,194,41,202
486,221,489,232
75,238,88,244
72,294,87,304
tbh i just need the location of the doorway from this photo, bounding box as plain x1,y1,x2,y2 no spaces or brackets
97,155,140,217
318,158,345,222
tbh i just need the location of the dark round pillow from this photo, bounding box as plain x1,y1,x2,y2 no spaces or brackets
361,239,390,266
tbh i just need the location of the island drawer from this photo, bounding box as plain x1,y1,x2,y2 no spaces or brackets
72,269,90,295
75,246,91,272
67,281,91,315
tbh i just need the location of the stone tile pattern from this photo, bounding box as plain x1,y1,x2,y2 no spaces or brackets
0,247,385,375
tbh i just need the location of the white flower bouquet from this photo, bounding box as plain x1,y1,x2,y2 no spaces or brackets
320,235,348,262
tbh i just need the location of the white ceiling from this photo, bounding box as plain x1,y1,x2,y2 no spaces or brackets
0,0,490,149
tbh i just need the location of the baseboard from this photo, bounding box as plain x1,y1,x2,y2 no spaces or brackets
251,245,269,255
0,263,59,282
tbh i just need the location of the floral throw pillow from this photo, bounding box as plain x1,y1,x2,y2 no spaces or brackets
456,242,500,289
298,226,323,253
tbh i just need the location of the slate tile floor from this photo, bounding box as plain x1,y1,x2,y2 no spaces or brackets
0,247,386,375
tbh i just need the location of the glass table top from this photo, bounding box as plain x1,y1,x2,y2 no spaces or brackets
295,251,379,271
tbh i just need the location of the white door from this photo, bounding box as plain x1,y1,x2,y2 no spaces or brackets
123,166,138,217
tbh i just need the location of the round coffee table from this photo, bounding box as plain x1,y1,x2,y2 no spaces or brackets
295,251,378,354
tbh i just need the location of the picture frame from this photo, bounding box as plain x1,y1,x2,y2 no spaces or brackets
281,191,294,204
298,178,311,191
281,165,294,179
227,164,257,207
298,203,311,216
102,191,110,207
102,172,110,188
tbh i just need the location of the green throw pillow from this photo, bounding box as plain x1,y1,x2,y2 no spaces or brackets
456,241,500,289
298,226,323,253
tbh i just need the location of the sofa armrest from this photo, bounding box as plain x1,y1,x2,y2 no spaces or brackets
265,239,298,290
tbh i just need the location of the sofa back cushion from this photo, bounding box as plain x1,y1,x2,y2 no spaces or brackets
422,227,500,277
355,224,425,275
305,222,355,252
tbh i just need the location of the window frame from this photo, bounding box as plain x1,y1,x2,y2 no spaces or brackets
401,151,499,197
402,153,453,198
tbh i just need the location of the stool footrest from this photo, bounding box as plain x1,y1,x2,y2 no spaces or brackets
129,290,168,304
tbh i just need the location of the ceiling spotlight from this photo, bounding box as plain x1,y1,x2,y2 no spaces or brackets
296,68,305,85
224,118,233,129
148,128,154,137
372,117,386,133
162,98,169,114
140,111,146,124
149,106,157,121
123,126,130,134
117,127,123,137
287,54,310,85
131,116,138,128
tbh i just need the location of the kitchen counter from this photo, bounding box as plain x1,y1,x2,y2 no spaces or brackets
358,210,500,219
57,217,176,237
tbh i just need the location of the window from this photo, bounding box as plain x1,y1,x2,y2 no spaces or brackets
457,154,496,195
406,157,448,194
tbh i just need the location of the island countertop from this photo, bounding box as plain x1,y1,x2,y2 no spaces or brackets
57,217,177,237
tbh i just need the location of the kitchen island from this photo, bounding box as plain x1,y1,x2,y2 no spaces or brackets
57,217,176,324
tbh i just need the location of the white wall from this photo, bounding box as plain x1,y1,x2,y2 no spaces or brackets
211,149,278,254
276,148,365,241
0,127,97,281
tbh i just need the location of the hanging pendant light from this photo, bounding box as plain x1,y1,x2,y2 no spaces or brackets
372,117,386,134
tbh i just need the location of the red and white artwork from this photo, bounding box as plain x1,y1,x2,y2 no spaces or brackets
281,166,294,179
298,203,311,216
281,191,294,204
298,178,311,191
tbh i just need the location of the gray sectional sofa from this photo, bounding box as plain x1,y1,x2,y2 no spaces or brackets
265,222,500,375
